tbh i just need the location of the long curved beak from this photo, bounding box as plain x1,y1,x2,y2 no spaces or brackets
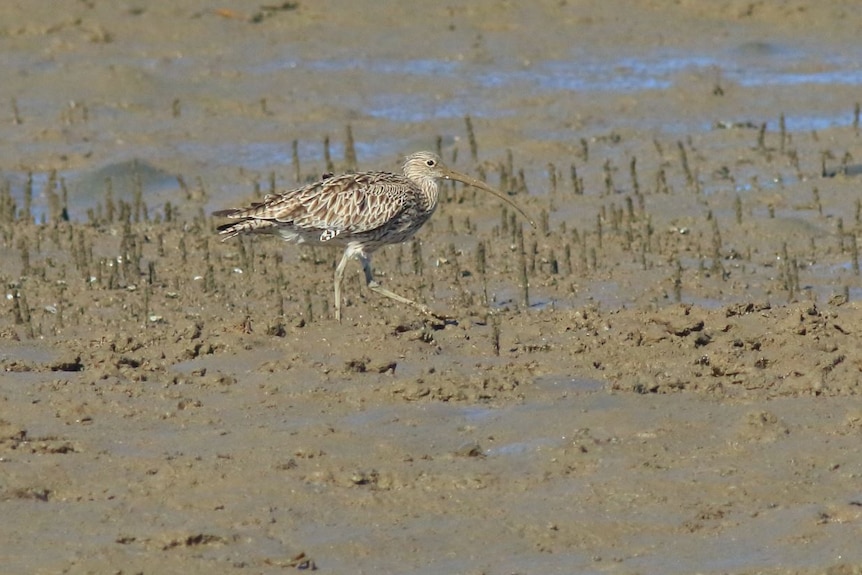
442,168,536,228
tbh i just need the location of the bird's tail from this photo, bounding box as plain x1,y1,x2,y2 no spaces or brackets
214,210,278,240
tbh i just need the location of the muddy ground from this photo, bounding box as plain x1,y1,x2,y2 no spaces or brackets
2,1,862,574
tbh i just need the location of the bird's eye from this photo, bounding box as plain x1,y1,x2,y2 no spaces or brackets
425,159,436,167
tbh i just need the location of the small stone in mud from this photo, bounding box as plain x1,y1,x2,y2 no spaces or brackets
372,360,397,374
693,333,712,347
398,382,430,401
345,358,368,373
349,469,378,485
454,442,485,458
49,355,84,372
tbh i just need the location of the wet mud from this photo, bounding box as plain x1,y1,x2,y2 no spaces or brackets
3,1,862,573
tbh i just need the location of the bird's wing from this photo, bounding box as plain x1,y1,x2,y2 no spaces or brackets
218,172,409,237
288,172,409,235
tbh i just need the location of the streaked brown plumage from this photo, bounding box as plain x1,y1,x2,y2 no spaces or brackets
214,151,533,321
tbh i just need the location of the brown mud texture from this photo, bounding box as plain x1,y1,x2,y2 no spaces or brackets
3,1,862,574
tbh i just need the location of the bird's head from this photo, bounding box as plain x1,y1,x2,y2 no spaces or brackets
402,151,446,182
402,150,536,228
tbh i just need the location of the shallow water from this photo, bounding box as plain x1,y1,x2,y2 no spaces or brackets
9,39,862,217
4,3,862,574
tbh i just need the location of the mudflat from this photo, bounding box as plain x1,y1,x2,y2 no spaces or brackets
2,2,862,573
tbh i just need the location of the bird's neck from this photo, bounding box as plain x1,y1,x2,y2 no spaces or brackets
418,179,440,212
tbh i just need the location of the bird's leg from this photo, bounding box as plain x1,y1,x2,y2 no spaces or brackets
360,254,423,308
333,249,352,322
359,254,449,319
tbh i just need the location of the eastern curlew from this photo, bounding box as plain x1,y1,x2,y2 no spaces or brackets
214,151,533,321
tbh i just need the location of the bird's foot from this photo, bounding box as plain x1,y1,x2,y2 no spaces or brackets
415,304,457,325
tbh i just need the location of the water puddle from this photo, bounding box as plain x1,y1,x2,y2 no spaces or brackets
249,42,862,129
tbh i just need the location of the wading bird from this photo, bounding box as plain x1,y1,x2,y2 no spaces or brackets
214,151,533,321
